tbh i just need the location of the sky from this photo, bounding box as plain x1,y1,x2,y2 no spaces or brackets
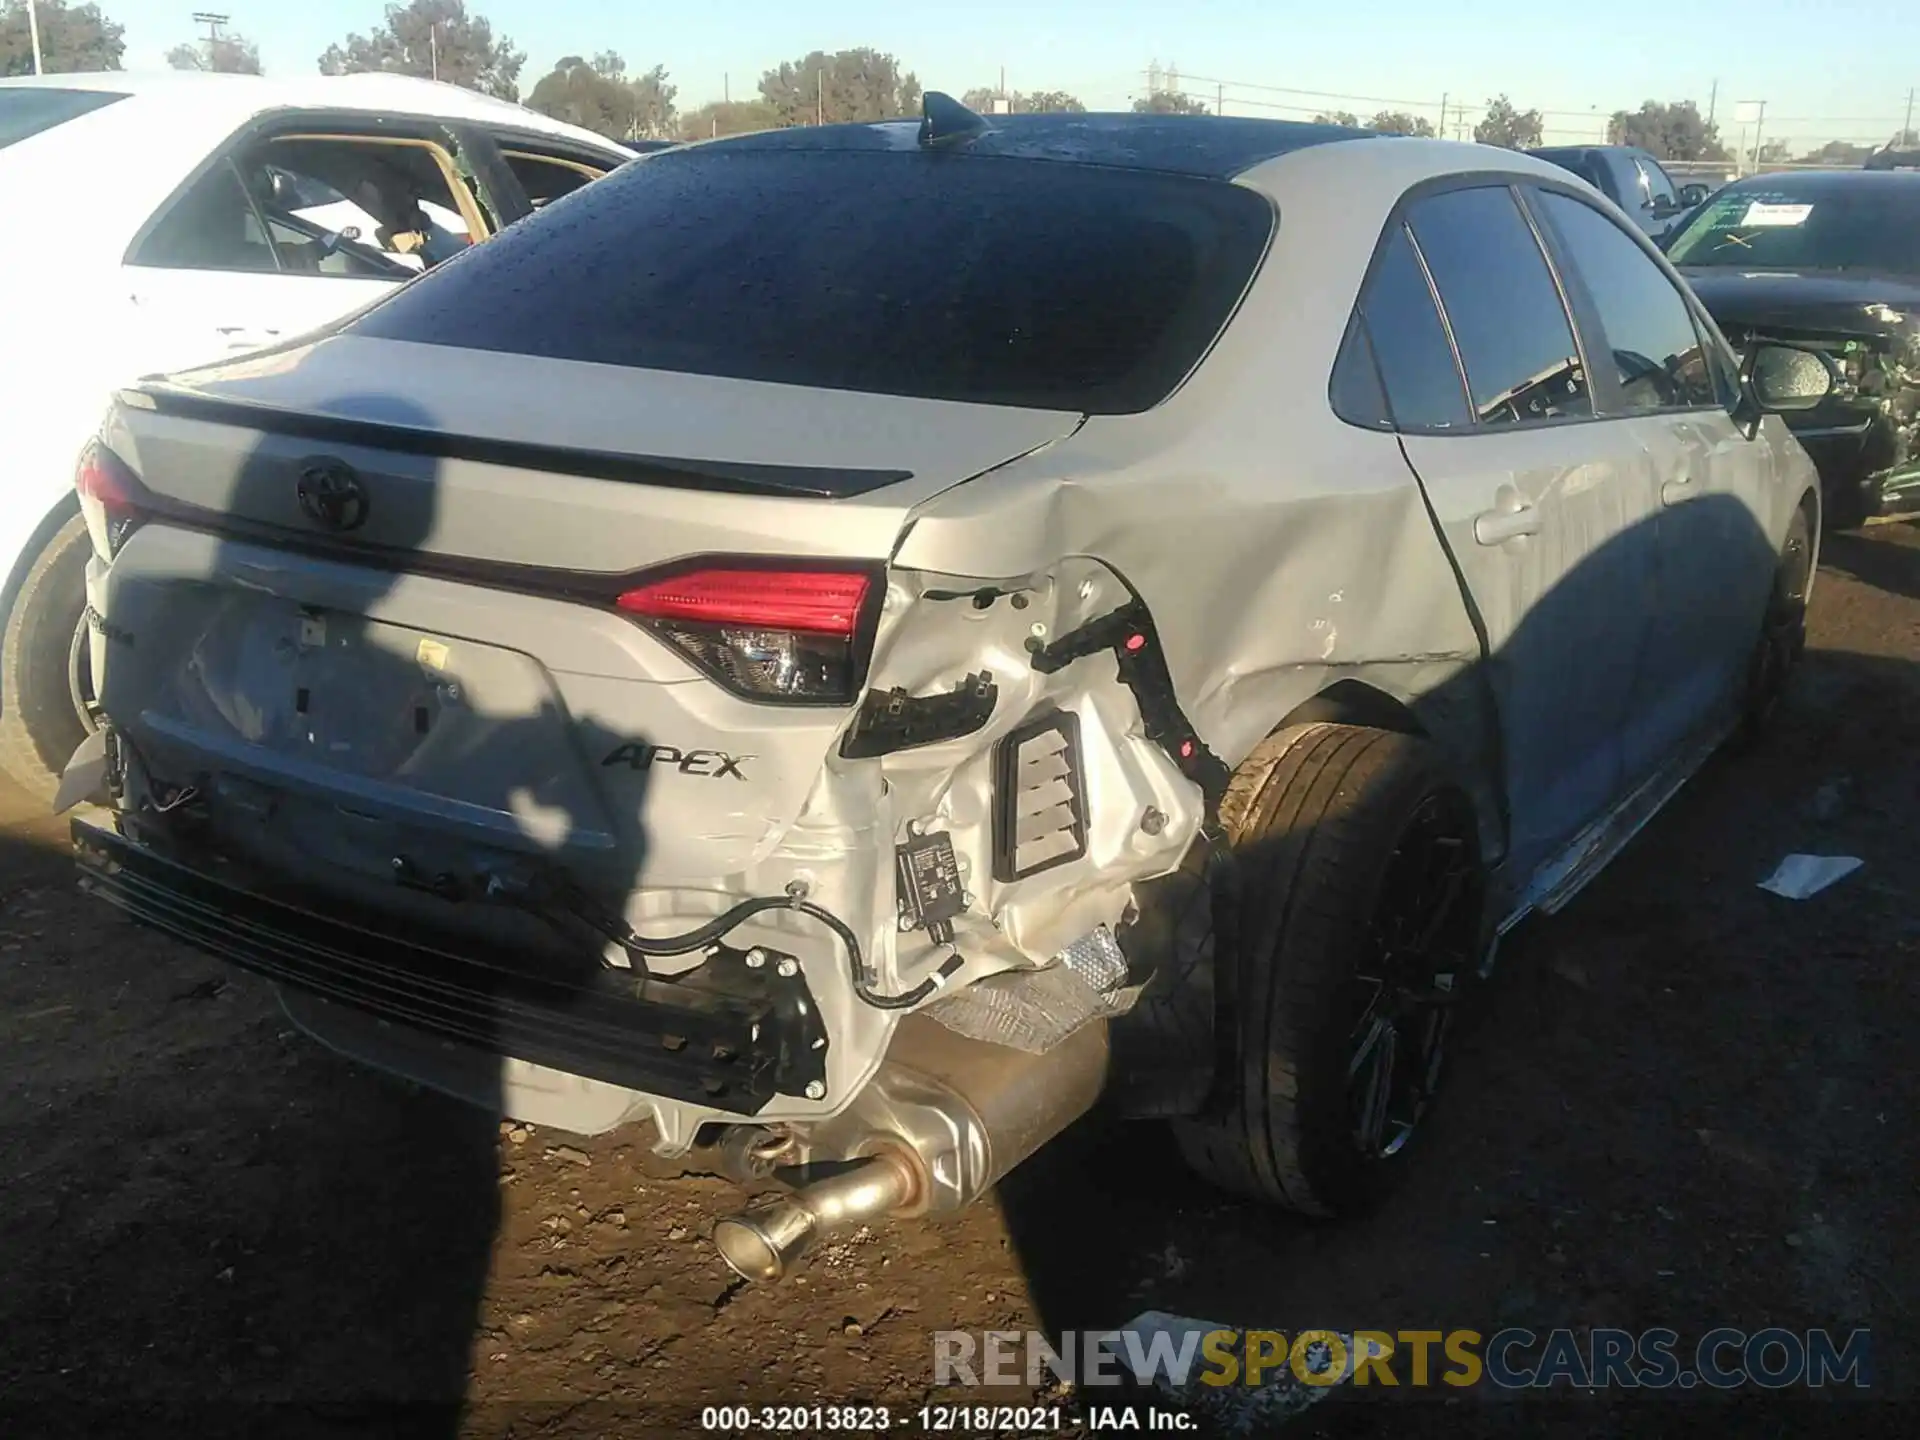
92,0,1920,148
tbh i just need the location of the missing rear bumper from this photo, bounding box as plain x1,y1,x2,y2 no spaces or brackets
71,818,830,1114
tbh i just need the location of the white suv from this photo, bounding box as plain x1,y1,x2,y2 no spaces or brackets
0,71,631,798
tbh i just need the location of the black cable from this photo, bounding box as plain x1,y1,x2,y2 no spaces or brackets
500,871,962,1010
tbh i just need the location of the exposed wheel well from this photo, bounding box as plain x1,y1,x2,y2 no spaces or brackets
1,493,81,631
0,494,83,713
1274,679,1426,740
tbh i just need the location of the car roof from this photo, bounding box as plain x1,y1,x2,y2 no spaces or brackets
697,110,1382,179
0,70,631,156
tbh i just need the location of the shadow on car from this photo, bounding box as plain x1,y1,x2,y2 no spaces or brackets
14,399,672,1430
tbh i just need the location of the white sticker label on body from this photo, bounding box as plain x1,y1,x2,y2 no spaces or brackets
1740,201,1814,227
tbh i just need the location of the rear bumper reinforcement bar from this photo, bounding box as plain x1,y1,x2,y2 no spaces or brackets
72,817,826,1114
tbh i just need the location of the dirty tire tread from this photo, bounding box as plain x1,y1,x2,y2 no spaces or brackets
0,514,90,802
1732,504,1815,749
1174,722,1472,1217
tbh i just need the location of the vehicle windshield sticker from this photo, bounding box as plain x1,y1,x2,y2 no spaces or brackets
1740,201,1814,227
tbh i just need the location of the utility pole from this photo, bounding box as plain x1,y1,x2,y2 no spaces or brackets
1438,92,1448,137
191,12,229,68
26,0,44,73
817,69,823,125
191,12,229,71
723,73,729,104
1905,87,1915,143
1750,99,1767,173
430,22,439,81
1707,78,1717,127
1216,81,1223,116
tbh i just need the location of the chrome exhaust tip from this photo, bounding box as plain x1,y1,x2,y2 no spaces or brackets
712,1150,918,1283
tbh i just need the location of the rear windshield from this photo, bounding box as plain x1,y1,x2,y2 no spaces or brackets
0,88,126,150
346,148,1276,413
1665,180,1920,274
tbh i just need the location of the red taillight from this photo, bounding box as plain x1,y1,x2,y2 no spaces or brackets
75,441,143,559
614,565,876,704
616,569,871,635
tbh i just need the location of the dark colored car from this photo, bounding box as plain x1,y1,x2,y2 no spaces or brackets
1864,144,1920,171
1528,145,1709,242
1666,169,1920,527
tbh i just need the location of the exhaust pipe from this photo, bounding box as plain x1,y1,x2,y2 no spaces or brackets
711,1013,1109,1282
713,1149,919,1282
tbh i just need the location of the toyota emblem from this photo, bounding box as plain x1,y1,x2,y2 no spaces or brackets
296,458,369,532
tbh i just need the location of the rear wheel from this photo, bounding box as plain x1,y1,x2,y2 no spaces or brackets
1733,503,1813,746
0,515,96,801
1173,724,1485,1217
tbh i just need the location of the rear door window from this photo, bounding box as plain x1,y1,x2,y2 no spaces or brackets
133,129,477,278
501,151,606,209
344,149,1277,414
0,87,126,149
1531,189,1716,412
1407,185,1592,425
1343,223,1471,430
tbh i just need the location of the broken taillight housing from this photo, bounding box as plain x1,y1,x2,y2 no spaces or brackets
75,440,144,561
614,564,878,704
993,710,1089,881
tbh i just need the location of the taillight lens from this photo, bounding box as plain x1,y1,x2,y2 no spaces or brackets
615,565,876,704
75,441,144,560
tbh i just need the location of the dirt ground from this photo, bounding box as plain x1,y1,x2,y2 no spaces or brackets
3,524,1918,1439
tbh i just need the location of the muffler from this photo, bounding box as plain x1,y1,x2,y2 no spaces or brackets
711,1013,1110,1282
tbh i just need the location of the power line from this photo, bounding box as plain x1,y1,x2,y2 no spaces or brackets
1166,71,1443,112
1162,70,1919,131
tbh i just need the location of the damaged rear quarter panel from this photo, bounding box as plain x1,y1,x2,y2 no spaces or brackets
893,156,1495,852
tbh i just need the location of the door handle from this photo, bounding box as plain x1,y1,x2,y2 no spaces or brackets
1661,475,1697,506
1473,500,1543,546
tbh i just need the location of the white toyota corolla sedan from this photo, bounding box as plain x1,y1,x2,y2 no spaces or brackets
0,71,633,798
61,99,1835,1281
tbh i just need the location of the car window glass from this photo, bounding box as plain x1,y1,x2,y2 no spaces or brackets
1703,325,1743,410
1329,312,1392,429
346,150,1277,415
0,87,127,149
1535,190,1716,412
133,159,280,273
1638,158,1678,209
242,137,474,273
1355,223,1470,429
1663,182,1920,273
505,153,599,209
1407,186,1591,426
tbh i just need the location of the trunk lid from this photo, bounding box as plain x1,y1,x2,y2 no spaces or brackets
97,337,1080,906
115,333,1082,570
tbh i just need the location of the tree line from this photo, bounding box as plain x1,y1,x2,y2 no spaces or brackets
2,1,1909,162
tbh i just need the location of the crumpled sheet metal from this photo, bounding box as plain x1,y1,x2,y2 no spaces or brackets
923,925,1139,1054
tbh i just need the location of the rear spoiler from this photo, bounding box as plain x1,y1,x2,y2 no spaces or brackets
119,385,916,500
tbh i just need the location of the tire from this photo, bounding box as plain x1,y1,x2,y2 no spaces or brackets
1821,479,1872,534
0,513,95,802
1172,723,1485,1217
1733,503,1813,746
